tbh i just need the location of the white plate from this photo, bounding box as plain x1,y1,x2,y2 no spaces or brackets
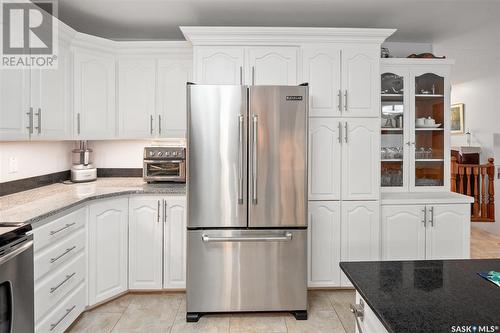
416,123,442,128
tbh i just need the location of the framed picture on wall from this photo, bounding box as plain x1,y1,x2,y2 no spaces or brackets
451,103,465,134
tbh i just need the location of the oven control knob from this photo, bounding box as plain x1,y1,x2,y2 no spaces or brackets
165,151,171,156
149,151,155,157
172,151,177,156
158,151,163,156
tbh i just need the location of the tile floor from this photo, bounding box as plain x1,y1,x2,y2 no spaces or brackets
471,227,500,259
68,290,355,333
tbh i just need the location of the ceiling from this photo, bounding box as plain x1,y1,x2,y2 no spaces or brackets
56,0,500,42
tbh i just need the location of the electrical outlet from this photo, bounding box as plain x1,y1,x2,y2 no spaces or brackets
8,157,18,173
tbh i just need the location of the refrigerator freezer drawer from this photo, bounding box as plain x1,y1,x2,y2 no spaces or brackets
187,229,307,313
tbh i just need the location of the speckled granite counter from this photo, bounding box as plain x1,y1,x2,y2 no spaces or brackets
0,178,185,225
341,259,500,333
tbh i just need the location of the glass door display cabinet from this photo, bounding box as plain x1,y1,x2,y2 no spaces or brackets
380,59,453,192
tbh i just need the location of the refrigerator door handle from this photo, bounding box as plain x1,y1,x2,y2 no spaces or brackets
201,232,293,243
238,114,244,204
252,114,258,204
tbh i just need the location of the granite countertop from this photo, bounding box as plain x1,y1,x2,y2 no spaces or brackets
381,191,474,205
341,259,500,333
0,178,185,225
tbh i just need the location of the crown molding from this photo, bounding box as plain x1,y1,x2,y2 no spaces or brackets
181,26,396,46
115,41,192,57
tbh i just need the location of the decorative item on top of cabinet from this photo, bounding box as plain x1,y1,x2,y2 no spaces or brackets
88,197,128,305
73,49,116,140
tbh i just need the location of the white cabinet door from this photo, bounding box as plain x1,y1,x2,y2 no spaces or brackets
426,204,470,259
308,118,342,201
88,198,128,305
302,47,342,117
30,46,72,140
381,205,426,260
157,58,192,138
74,50,116,139
341,46,379,117
163,197,187,289
246,47,298,85
340,201,380,286
118,59,156,138
194,47,244,84
0,69,30,140
129,196,163,290
341,118,380,200
308,201,341,287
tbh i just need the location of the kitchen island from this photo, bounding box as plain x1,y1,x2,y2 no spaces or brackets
341,259,500,333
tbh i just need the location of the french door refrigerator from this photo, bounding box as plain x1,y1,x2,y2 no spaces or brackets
186,84,308,322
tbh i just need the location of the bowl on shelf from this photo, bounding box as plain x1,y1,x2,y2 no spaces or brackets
415,123,442,128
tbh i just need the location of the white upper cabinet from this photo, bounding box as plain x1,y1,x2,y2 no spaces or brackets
194,47,244,84
426,204,470,259
30,45,72,140
381,204,427,260
163,197,187,289
88,197,128,306
246,47,298,85
302,47,342,117
73,50,116,139
308,118,342,200
129,196,164,290
157,59,192,137
341,118,380,200
308,201,341,287
340,201,380,286
341,46,379,117
118,59,156,138
0,69,30,140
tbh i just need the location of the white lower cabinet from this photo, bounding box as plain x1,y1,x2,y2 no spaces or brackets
88,197,129,305
354,292,389,333
381,203,470,261
128,196,187,290
308,201,341,287
308,200,380,288
340,201,380,287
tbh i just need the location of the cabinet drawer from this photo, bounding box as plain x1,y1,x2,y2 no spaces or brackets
35,252,85,321
34,228,85,281
34,207,87,251
35,282,85,333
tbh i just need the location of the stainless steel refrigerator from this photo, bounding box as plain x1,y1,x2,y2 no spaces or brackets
186,84,308,322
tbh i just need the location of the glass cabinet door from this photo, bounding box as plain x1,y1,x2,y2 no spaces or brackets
413,73,445,187
381,72,405,189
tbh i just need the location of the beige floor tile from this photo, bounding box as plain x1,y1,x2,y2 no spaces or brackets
92,294,134,314
229,313,288,333
327,290,356,333
111,294,182,332
69,312,122,333
171,314,230,333
308,291,334,312
285,310,345,333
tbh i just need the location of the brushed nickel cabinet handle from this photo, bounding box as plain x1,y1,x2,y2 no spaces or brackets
26,107,34,134
252,66,255,85
50,272,76,293
344,90,348,111
157,200,160,223
422,206,427,227
50,246,76,264
50,305,76,331
239,66,243,85
338,90,342,112
344,122,348,143
158,114,162,135
77,113,81,135
338,121,342,144
50,223,76,235
35,107,41,134
350,301,365,333
163,199,167,223
429,206,434,227
150,115,154,135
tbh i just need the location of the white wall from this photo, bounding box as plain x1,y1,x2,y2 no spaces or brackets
0,141,73,182
433,20,500,235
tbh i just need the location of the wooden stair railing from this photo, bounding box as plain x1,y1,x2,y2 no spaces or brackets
451,157,495,222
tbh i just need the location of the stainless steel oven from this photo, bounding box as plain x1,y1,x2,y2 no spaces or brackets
143,146,186,183
0,224,34,333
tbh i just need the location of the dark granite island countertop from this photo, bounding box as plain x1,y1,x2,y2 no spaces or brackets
341,260,500,333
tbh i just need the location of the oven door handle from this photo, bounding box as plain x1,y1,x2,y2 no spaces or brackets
202,232,292,243
0,239,33,266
